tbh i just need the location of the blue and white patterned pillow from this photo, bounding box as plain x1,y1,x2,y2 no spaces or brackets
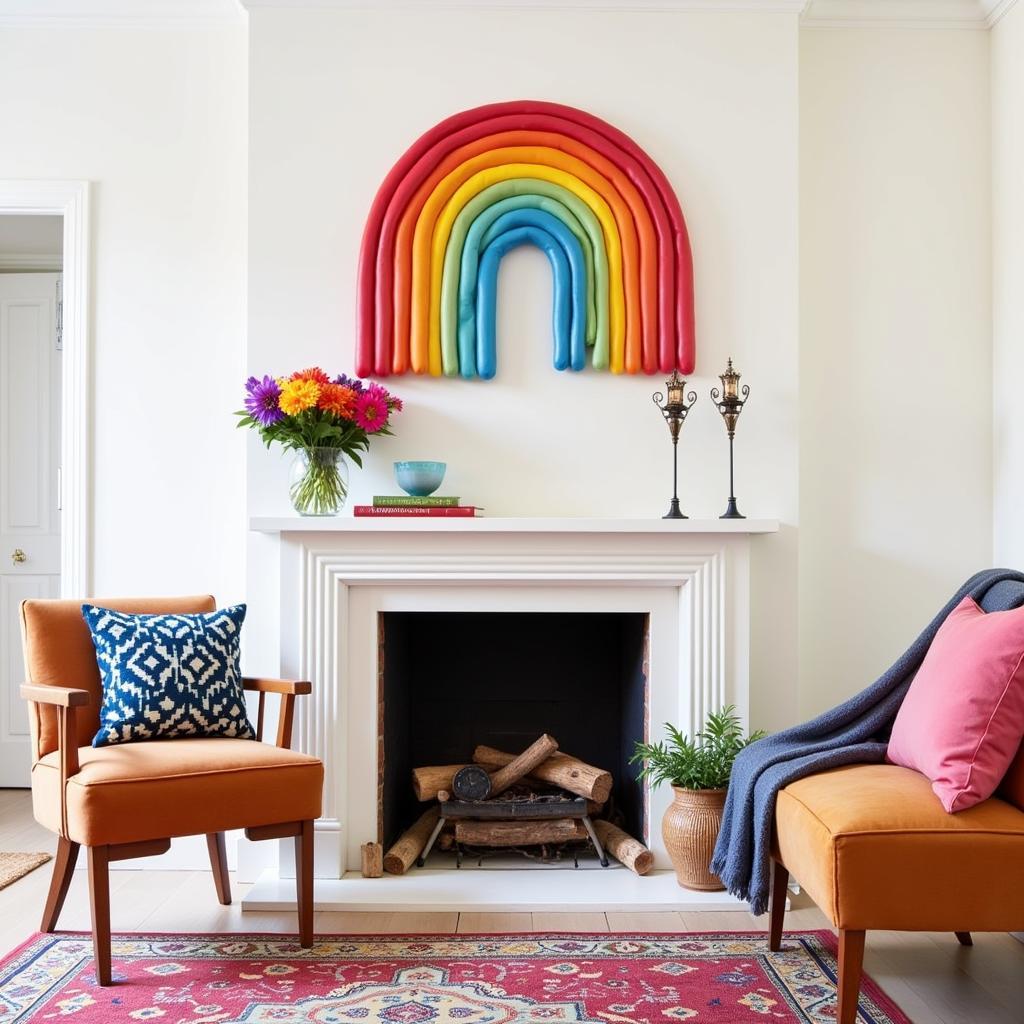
83,603,255,748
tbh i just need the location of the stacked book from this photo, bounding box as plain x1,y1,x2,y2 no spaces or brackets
353,495,483,518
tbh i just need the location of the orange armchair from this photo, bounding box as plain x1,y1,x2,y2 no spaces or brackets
768,754,1024,1024
20,596,324,985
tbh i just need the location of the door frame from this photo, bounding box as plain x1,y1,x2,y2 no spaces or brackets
0,181,90,595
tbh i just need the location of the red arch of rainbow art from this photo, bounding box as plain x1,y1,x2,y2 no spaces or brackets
356,100,695,378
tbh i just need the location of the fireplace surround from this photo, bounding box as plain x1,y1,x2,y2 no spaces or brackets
379,610,649,856
243,516,778,911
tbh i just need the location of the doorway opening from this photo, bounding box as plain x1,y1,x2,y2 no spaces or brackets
0,182,89,788
0,213,63,787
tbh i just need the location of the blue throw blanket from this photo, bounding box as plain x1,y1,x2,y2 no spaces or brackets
711,567,1024,916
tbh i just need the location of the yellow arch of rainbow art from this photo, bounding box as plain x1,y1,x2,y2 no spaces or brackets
408,147,636,376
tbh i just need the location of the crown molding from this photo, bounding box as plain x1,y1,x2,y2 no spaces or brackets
982,0,1020,25
0,1,245,28
238,0,808,11
801,0,1018,29
0,0,1013,29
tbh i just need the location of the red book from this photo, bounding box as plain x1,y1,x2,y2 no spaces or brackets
353,505,481,518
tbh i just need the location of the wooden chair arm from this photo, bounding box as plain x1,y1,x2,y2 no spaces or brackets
20,683,91,707
20,683,86,837
242,677,312,696
242,677,312,749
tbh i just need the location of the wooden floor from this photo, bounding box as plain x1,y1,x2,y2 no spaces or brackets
2,790,1023,1023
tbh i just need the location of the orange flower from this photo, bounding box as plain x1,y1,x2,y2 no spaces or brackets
290,366,330,385
318,382,356,418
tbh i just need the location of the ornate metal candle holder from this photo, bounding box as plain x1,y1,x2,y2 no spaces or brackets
652,369,697,520
711,358,750,519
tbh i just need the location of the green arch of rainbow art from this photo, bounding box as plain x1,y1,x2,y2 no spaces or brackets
356,100,696,378
446,184,610,376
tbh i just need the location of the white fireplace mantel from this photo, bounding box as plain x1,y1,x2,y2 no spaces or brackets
250,516,779,535
242,515,778,912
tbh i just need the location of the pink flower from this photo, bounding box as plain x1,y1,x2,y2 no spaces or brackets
354,391,388,433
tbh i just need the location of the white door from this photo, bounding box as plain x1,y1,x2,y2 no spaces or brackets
0,272,61,787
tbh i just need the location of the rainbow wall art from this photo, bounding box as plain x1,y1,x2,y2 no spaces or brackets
356,100,695,380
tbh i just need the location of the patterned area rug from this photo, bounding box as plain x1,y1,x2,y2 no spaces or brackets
0,932,910,1023
0,854,50,893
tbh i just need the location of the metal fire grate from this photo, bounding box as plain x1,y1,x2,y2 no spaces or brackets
417,785,609,867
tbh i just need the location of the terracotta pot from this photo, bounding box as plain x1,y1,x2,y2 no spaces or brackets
662,785,727,891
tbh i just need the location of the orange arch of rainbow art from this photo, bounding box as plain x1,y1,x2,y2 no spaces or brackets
356,100,695,379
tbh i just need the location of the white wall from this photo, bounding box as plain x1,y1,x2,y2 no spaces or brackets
993,1,1024,570
0,6,1005,744
247,6,801,731
799,27,993,714
0,23,248,605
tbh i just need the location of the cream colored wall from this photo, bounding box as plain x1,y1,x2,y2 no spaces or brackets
0,24,248,604
799,27,993,715
0,8,1004,738
245,6,802,731
993,1,1024,571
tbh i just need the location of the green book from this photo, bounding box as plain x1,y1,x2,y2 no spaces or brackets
373,495,461,507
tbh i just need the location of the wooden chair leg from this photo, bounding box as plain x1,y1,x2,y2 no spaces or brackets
955,931,973,946
768,860,789,952
87,846,112,986
206,833,231,906
41,836,80,932
837,928,866,1024
295,820,314,948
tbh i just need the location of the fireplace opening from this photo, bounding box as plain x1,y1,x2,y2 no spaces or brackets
378,611,649,862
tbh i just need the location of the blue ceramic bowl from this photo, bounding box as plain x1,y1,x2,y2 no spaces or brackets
394,461,446,497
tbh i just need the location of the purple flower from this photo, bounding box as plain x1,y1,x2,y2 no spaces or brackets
333,373,364,392
245,375,284,426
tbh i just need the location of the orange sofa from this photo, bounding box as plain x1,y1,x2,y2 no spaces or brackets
20,596,324,985
769,752,1024,1024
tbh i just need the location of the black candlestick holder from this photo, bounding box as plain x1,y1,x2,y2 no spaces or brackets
652,370,697,519
711,358,750,519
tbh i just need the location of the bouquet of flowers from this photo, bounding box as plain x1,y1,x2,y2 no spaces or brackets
237,367,402,516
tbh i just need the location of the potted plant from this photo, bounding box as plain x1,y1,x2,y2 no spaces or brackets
237,367,402,517
631,706,764,891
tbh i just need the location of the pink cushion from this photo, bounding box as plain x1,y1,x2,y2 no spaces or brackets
887,596,1024,812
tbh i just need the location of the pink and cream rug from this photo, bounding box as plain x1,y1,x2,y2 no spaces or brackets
0,931,908,1023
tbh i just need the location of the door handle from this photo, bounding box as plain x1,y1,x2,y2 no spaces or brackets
11,549,26,565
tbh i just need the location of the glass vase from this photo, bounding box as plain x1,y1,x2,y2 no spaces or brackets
289,447,349,517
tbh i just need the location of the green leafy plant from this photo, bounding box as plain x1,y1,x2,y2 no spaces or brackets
630,706,766,791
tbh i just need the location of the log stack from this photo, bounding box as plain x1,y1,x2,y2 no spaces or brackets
386,734,652,875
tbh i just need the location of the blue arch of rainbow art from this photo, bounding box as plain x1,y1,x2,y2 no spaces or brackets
473,215,587,379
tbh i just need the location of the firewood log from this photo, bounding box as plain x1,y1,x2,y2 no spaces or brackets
383,807,439,875
454,818,586,847
360,842,383,878
412,764,470,801
453,734,560,801
487,734,559,797
593,819,653,876
474,745,612,803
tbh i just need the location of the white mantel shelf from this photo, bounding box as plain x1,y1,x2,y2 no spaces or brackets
250,516,779,534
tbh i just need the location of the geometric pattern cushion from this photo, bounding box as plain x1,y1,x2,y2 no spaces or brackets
82,603,255,748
